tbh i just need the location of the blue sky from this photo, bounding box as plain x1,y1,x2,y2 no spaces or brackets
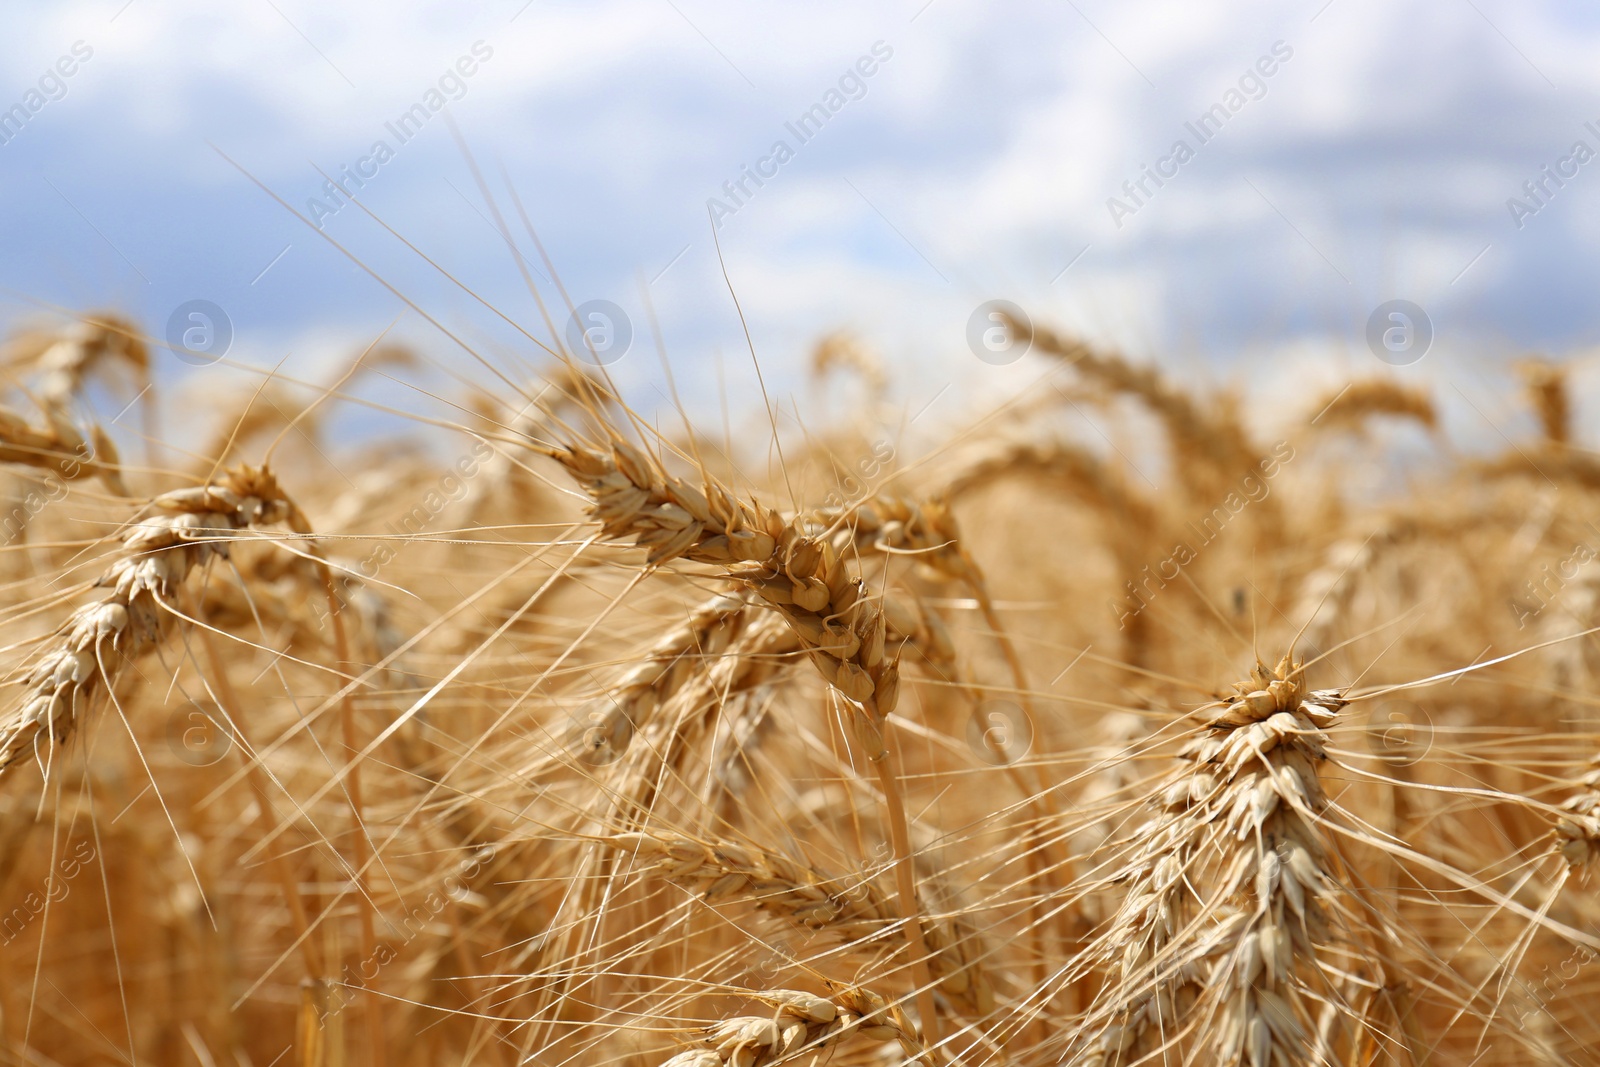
4,0,1600,441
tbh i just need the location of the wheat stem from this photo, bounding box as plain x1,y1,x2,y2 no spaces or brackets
195,622,323,979
318,566,387,1067
872,743,944,1047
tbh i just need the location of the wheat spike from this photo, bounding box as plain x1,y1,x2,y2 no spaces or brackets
31,313,149,405
1070,657,1427,1066
1002,314,1262,498
1518,358,1570,446
1555,759,1600,869
660,987,931,1067
1307,379,1437,433
540,437,900,756
0,466,306,777
605,828,995,1017
0,401,124,493
944,438,1157,530
811,331,889,399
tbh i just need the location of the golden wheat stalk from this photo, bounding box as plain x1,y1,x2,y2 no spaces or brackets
604,829,994,1017
534,432,947,1040
570,591,759,767
28,314,149,407
0,466,306,777
944,439,1157,530
1070,657,1428,1066
810,331,888,399
1306,379,1437,433
1002,315,1262,498
1517,359,1569,446
532,433,896,780
659,987,930,1067
0,403,124,493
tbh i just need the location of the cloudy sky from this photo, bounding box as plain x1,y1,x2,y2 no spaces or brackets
3,0,1598,438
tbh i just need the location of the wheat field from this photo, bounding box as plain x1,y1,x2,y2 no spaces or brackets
0,302,1597,1067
